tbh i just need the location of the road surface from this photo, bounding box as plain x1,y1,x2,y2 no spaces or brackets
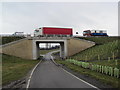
28,51,98,89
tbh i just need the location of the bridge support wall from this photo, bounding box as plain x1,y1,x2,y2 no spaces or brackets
32,40,67,60
1,37,95,60
1,39,33,59
67,38,95,57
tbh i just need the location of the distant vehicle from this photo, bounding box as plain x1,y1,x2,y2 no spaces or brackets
83,30,108,36
34,27,73,37
12,32,24,36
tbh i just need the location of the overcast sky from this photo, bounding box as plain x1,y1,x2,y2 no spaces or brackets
1,1,118,36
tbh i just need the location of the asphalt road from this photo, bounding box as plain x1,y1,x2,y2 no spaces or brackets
29,52,98,89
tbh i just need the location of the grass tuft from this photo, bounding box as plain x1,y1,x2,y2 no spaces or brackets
56,60,120,88
2,54,39,85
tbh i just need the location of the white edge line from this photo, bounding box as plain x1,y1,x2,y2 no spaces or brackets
50,51,99,89
62,68,100,90
26,54,99,89
26,60,42,89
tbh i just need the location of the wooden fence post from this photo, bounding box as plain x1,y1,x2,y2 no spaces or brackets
98,55,100,61
86,56,87,61
112,52,115,60
108,57,110,62
115,60,118,66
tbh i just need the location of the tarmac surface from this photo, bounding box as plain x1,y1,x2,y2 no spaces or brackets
29,52,98,89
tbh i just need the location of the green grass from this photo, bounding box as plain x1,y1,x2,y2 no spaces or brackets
90,59,120,69
0,54,2,86
56,60,120,88
55,37,120,88
71,39,120,61
0,36,25,45
2,54,39,86
40,48,59,55
76,36,119,45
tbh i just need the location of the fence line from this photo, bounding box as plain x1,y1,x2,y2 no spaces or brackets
66,59,119,78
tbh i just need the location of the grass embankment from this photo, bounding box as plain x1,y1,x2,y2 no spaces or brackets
91,59,120,69
56,60,120,88
40,48,59,55
77,36,119,45
56,37,120,88
0,36,25,45
2,54,39,86
0,54,2,86
71,37,120,61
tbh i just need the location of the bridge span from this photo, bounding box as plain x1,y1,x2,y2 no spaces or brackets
0,37,95,60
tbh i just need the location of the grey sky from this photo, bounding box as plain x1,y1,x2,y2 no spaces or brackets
1,1,118,36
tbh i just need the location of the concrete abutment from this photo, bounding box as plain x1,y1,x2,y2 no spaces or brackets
32,40,67,59
1,38,95,60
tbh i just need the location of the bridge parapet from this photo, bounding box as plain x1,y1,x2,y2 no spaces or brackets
31,37,71,40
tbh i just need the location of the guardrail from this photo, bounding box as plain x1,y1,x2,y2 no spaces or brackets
32,36,72,40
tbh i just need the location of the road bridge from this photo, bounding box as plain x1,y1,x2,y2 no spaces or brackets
0,37,95,60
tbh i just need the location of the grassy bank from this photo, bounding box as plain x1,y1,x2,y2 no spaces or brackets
71,37,120,61
0,36,25,45
76,37,119,45
56,60,120,88
55,37,120,88
2,54,39,86
90,59,120,69
0,54,2,86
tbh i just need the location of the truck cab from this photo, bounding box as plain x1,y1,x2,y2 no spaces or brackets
34,28,43,37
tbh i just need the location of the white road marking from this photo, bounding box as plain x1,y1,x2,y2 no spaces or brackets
26,60,42,90
62,68,100,90
50,51,99,89
26,50,99,89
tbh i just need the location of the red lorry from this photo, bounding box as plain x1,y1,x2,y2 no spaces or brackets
34,27,73,37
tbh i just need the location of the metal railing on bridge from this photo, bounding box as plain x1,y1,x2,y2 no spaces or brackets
32,36,72,40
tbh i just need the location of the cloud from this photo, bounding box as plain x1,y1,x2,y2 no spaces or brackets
2,2,118,36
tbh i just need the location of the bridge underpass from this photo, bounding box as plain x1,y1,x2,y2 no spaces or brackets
1,37,95,60
32,39,67,60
